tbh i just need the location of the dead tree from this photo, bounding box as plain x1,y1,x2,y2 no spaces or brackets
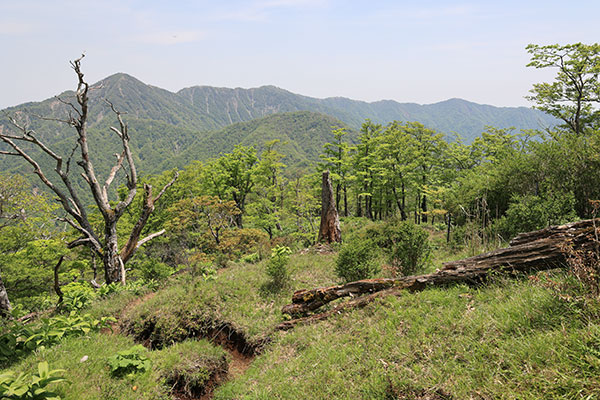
0,55,177,284
317,170,342,244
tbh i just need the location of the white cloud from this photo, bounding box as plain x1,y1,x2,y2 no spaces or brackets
134,30,205,45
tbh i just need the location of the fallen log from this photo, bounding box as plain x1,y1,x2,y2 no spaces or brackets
277,287,403,330
282,219,599,318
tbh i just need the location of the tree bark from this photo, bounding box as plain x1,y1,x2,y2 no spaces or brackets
317,171,342,244
54,256,65,305
0,273,11,317
283,219,598,318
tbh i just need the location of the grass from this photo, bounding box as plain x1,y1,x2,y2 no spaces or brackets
3,330,230,399
120,252,338,346
3,332,170,400
214,273,600,399
152,339,228,397
3,231,600,399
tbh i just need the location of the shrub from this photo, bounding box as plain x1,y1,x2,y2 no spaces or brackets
240,252,260,264
335,237,380,282
107,345,151,378
265,245,292,289
59,282,96,312
365,220,431,275
135,258,174,282
218,228,269,257
494,192,577,240
0,362,66,400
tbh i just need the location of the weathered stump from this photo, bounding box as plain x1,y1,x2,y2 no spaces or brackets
317,170,342,244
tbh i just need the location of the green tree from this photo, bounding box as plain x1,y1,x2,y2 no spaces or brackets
526,43,600,135
353,120,382,219
250,140,286,239
205,146,258,228
0,174,57,316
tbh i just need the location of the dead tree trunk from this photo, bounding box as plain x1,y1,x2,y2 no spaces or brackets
317,171,342,244
0,273,11,317
0,55,178,285
283,219,598,319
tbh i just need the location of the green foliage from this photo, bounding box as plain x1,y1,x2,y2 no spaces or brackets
1,240,71,311
0,313,115,364
493,192,578,240
365,220,431,275
0,362,66,400
96,282,122,298
59,282,96,313
335,237,380,282
265,246,292,289
527,43,600,135
240,252,260,264
107,345,151,378
130,257,174,283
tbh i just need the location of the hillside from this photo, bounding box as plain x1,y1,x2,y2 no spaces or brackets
0,72,556,197
1,73,555,151
170,111,353,170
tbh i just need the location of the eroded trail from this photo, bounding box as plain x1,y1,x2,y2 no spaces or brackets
116,290,259,400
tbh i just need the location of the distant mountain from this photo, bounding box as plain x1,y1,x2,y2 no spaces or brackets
0,72,556,180
175,82,555,141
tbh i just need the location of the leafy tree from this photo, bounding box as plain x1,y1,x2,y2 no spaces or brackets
353,120,382,219
205,146,258,228
250,140,286,239
0,174,57,316
526,43,600,135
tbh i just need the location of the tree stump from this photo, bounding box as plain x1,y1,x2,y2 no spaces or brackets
317,170,342,244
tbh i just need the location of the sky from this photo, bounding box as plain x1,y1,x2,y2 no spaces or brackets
1,0,599,110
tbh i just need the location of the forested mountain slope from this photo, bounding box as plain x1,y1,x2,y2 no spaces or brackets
0,72,554,180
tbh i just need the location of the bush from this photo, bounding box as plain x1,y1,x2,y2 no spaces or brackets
265,245,292,289
240,252,260,264
135,258,174,282
59,282,96,312
335,237,380,282
365,220,431,275
494,192,577,240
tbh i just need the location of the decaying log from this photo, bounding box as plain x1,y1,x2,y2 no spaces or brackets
317,170,342,244
283,219,599,319
277,287,403,330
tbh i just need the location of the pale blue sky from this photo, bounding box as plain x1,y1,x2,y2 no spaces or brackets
1,0,599,109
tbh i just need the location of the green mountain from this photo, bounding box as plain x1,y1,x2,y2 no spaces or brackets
176,83,555,141
0,72,555,181
169,111,351,171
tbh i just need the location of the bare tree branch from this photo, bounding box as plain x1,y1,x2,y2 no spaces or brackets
135,229,166,249
120,171,179,264
55,96,82,118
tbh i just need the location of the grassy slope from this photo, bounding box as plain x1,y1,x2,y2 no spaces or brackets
3,249,600,399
